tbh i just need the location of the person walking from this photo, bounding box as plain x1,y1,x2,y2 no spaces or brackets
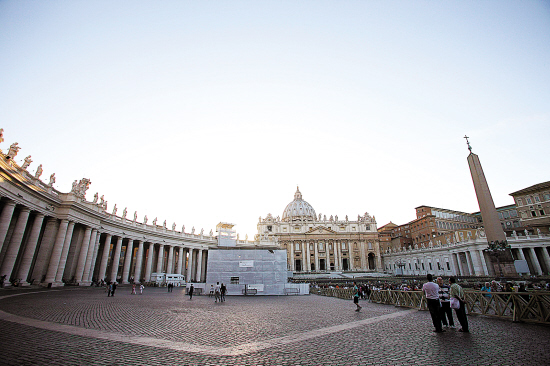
111,282,117,297
188,283,194,300
139,284,144,295
214,282,221,303
131,284,136,295
450,277,469,332
353,282,362,312
220,283,226,302
437,277,454,329
423,274,443,333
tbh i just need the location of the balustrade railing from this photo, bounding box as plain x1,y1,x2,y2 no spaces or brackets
311,288,550,325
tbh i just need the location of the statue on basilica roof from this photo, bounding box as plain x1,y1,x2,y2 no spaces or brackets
0,128,4,144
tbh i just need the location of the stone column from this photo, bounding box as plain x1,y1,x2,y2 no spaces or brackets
42,219,70,285
15,213,45,285
477,250,489,275
334,241,340,270
529,247,543,275
289,241,294,271
133,240,144,283
74,226,93,282
360,242,367,270
54,221,75,284
314,241,319,272
166,245,174,274
0,201,16,253
541,246,550,275
348,242,354,271
187,248,194,282
305,241,311,272
87,233,102,282
1,208,31,285
97,234,112,281
453,253,462,276
196,249,203,282
144,243,154,282
176,247,183,275
110,236,123,282
468,249,482,276
375,241,383,271
121,239,134,284
80,229,98,284
156,244,165,274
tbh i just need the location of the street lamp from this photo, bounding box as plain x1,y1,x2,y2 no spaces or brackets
483,240,511,280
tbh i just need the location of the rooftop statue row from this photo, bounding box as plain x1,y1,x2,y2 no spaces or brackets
260,212,375,223
1,127,214,238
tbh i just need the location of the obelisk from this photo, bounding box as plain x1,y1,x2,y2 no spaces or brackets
465,136,515,276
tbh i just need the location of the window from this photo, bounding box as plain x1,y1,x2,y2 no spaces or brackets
503,211,509,219
318,243,324,251
510,210,518,218
531,210,537,217
295,243,300,251
540,210,545,216
543,193,550,201
527,197,532,204
437,262,441,270
230,277,239,284
446,262,450,270
534,196,540,203
429,263,433,270
517,198,523,206
341,242,346,250
267,226,272,232
421,263,425,270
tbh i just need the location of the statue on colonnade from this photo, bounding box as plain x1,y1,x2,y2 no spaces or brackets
48,173,55,187
93,192,98,203
152,217,157,226
163,220,167,228
22,155,32,169
112,204,118,215
34,164,43,179
191,227,195,234
172,222,176,231
122,207,127,219
6,142,20,159
144,215,148,224
134,211,137,222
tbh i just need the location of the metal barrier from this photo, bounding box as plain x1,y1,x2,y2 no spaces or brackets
312,288,550,325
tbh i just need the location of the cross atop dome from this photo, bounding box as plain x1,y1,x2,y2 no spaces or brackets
294,186,302,200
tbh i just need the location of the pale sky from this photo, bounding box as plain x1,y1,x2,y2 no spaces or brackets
1,1,549,238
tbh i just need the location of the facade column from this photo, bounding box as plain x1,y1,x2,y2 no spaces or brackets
314,241,319,272
1,208,31,285
304,241,310,272
74,226,93,282
16,213,45,285
334,240,340,270
133,240,144,283
516,248,526,261
110,236,123,282
529,247,543,275
0,201,16,253
187,248,194,282
43,219,70,285
81,229,98,284
196,249,203,282
348,242,354,271
54,221,75,283
375,241,383,271
87,233,102,282
477,250,489,275
289,241,295,271
453,253,462,276
541,246,550,275
144,243,154,282
360,242,367,270
156,244,165,275
176,247,183,275
469,250,482,276
166,245,174,274
121,239,134,284
97,234,112,281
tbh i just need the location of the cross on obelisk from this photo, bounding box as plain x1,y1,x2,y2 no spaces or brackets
464,135,472,153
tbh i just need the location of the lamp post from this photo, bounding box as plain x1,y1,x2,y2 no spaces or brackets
483,240,511,280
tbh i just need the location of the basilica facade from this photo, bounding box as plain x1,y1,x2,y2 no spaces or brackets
257,188,382,273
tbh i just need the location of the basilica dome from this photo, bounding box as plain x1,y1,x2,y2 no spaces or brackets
282,187,317,221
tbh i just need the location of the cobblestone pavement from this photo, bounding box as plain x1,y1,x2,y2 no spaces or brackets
0,286,549,365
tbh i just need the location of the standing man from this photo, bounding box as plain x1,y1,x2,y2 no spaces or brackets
214,282,221,303
353,281,362,312
220,283,226,302
450,277,469,332
188,283,194,300
437,277,454,329
423,274,443,333
111,282,117,297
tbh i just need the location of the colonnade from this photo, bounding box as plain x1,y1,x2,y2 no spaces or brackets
283,239,381,273
0,198,210,287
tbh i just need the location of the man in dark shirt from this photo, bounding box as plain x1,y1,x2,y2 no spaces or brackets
437,277,455,328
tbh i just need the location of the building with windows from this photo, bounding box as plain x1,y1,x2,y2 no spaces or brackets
256,187,382,273
510,181,550,234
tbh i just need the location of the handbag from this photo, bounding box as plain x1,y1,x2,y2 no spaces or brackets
450,297,460,309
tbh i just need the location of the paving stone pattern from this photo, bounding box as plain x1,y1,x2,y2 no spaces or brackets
0,287,549,365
